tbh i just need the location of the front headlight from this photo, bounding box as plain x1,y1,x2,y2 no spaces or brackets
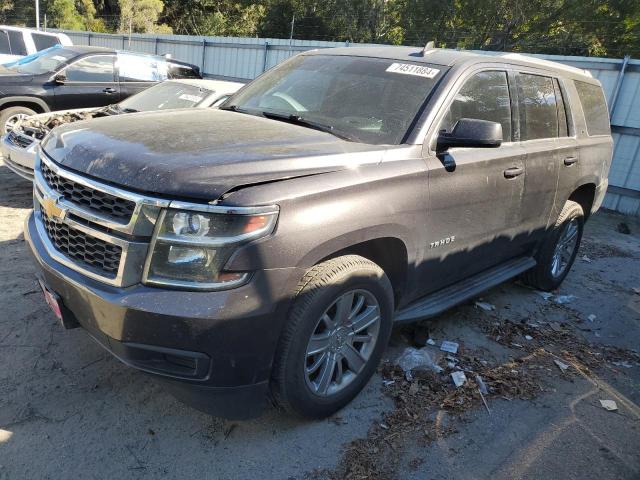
143,205,278,290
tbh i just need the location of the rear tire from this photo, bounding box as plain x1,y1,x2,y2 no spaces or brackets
0,106,36,133
523,200,584,291
271,255,393,419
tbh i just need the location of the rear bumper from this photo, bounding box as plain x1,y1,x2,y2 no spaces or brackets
25,212,300,418
1,133,37,180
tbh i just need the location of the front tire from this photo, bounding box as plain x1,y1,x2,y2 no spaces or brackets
523,200,584,291
271,255,393,419
0,106,36,133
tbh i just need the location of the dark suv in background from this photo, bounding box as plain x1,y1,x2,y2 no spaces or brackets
0,45,201,132
25,46,612,419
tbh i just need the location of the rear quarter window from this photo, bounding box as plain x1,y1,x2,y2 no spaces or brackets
574,81,610,136
32,33,61,51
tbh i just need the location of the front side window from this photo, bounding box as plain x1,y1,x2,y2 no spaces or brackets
7,30,27,56
118,54,168,82
65,55,115,82
518,73,558,140
574,80,610,136
440,70,512,142
225,55,447,145
32,33,61,51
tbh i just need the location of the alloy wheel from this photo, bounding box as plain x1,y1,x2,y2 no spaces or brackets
304,289,381,396
550,218,579,278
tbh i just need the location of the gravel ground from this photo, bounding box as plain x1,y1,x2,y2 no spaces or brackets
0,160,638,480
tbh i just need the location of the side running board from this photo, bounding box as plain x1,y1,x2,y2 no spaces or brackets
394,256,536,323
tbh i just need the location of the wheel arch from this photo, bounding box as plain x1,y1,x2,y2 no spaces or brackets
0,96,50,113
315,236,409,308
568,183,596,219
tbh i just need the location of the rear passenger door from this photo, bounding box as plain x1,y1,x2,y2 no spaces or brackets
53,54,119,109
515,72,564,245
421,69,527,292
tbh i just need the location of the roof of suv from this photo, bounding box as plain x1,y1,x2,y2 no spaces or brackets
305,45,593,80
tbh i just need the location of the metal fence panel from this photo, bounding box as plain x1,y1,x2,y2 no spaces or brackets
51,30,640,215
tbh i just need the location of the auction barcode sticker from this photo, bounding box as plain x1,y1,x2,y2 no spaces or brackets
386,63,440,79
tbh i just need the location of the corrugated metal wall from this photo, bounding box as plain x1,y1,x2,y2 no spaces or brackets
56,30,640,216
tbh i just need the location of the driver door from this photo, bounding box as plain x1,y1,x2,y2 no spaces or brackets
52,54,119,110
417,69,527,293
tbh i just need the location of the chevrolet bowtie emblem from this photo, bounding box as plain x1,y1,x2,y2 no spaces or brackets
41,195,67,223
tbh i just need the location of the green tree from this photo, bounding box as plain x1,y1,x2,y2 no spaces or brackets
47,0,84,30
118,0,172,34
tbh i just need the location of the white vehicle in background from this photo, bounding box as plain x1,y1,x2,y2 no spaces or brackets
1,78,244,180
0,26,72,64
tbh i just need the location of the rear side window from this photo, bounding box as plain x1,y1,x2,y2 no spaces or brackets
118,54,168,82
65,55,116,82
32,33,61,51
574,81,610,136
7,30,27,56
0,31,10,54
517,73,558,140
440,70,512,142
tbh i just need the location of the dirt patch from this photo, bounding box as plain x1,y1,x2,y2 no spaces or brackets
314,310,639,480
580,239,636,259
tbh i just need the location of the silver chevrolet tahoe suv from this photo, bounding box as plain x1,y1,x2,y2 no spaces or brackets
25,46,612,419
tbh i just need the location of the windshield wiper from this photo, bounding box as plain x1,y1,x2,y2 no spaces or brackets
260,111,355,141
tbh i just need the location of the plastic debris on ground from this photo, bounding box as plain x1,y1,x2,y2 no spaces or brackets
633,287,640,295
525,335,533,341
426,338,436,346
554,295,577,304
475,301,495,311
440,340,459,354
396,347,444,376
612,361,633,368
451,371,467,388
599,399,618,411
475,375,489,395
536,291,554,300
554,359,570,371
587,314,597,322
382,379,395,386
581,255,592,263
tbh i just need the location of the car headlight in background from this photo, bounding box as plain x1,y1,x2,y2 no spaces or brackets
143,204,278,290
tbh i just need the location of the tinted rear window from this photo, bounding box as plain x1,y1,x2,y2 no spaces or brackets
517,73,558,141
33,33,61,51
7,30,27,56
574,81,610,136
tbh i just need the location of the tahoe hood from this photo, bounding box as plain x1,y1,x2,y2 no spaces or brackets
41,108,384,200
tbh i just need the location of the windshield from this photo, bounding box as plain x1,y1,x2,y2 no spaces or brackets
118,81,213,112
225,54,446,144
1,45,77,75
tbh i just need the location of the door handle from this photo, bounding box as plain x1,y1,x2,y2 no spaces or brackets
503,166,524,178
102,87,117,94
564,156,578,166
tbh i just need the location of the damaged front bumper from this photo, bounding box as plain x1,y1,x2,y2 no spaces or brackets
24,210,297,419
1,132,38,180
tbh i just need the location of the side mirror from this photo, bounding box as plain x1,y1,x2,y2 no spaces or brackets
53,73,66,84
437,118,502,152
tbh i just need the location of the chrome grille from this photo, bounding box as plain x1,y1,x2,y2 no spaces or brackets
41,161,136,222
41,211,122,277
7,131,33,149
